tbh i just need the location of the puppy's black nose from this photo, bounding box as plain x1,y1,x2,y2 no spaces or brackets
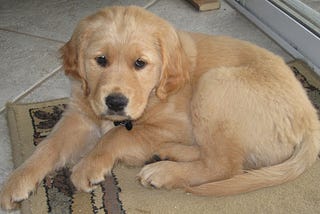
105,93,128,112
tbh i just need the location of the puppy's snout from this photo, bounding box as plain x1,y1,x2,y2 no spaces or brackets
105,93,128,112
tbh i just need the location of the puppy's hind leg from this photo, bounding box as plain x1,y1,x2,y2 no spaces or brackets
138,136,244,190
138,118,245,190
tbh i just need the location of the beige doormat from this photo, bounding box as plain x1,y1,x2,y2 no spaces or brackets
5,60,320,214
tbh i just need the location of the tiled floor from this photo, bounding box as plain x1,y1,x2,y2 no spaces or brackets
0,0,292,213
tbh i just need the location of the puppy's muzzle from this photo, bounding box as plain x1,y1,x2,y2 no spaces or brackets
105,93,128,112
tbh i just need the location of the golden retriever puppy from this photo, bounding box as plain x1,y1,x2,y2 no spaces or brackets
1,6,320,210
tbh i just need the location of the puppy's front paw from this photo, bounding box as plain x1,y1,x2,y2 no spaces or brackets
138,161,185,189
71,160,111,192
0,169,41,210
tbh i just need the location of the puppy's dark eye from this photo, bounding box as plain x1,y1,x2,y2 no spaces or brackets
134,58,147,70
95,56,108,67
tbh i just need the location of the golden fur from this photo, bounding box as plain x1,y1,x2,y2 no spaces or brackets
1,6,320,210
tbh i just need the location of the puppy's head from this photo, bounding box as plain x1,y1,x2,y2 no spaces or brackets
61,6,189,121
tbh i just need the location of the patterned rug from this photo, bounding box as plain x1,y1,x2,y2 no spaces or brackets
5,60,320,214
7,98,124,214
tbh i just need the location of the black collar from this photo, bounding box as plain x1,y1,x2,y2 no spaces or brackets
113,120,133,131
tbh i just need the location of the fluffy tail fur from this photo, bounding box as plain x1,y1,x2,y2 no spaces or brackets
186,130,320,196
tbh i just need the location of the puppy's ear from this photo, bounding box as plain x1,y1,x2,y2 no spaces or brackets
156,28,190,100
60,31,90,96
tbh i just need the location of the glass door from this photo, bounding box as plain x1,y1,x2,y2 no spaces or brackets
270,0,320,37
225,0,320,74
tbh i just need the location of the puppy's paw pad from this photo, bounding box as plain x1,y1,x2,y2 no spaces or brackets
144,155,165,165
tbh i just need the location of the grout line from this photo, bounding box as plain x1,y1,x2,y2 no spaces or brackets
0,1,161,43
0,65,62,114
143,0,160,9
0,28,66,44
0,0,160,43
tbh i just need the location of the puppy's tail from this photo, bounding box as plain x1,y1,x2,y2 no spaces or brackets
186,130,320,196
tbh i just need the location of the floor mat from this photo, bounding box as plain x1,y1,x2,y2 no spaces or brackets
5,60,320,214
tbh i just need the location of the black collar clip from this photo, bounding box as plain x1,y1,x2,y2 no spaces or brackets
113,120,133,131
